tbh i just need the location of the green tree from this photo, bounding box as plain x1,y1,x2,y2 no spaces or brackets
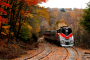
19,23,30,40
60,8,65,12
80,2,90,33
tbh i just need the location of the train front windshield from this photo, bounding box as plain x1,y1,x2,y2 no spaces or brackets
62,28,72,36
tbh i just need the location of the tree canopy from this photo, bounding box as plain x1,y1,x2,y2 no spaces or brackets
80,2,90,33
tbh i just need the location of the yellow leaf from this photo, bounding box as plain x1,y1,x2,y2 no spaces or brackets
2,25,10,28
1,32,7,35
24,13,33,18
11,32,14,35
27,25,33,30
16,22,19,26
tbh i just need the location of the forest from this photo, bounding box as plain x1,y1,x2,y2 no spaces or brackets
0,0,90,59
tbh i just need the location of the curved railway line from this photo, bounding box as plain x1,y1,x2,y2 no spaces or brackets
18,36,86,60
38,43,52,60
24,43,45,60
24,43,80,60
24,43,52,60
63,47,79,60
63,47,69,60
10,37,90,60
71,47,79,60
19,41,90,60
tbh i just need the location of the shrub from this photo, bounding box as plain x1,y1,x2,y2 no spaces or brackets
32,33,38,42
19,24,30,41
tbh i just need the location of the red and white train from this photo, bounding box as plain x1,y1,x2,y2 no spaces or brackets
44,26,74,47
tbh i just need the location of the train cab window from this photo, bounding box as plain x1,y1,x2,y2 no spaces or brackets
62,28,72,36
68,28,72,34
62,29,65,34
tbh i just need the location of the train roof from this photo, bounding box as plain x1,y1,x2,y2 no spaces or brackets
45,31,51,33
61,26,71,29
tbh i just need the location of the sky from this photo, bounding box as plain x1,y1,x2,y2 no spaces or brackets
38,0,90,9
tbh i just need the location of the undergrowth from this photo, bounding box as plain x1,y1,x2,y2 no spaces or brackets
0,39,39,59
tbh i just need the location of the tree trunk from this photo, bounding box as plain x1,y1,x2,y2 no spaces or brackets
17,15,21,39
0,23,2,39
7,5,13,47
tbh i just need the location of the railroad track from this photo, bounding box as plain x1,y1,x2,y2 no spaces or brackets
63,47,79,60
24,43,52,60
39,43,52,60
71,47,79,60
63,47,69,60
18,43,45,60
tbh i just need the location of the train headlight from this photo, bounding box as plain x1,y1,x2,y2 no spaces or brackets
69,36,74,43
61,40,64,43
70,40,73,43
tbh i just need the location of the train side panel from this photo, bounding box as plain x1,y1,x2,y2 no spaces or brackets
44,31,51,40
50,30,56,40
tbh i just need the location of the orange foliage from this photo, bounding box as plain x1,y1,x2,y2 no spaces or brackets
0,7,7,14
0,16,8,22
36,7,49,21
2,25,10,28
0,1,11,22
40,0,48,2
0,1,11,8
1,32,7,35
17,0,48,6
25,0,48,4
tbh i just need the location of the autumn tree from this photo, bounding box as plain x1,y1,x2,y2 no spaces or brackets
19,22,32,41
0,0,48,47
54,19,68,30
25,5,49,36
7,0,48,38
49,8,59,29
0,1,11,39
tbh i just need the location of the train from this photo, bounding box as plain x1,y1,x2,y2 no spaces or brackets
44,26,74,47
